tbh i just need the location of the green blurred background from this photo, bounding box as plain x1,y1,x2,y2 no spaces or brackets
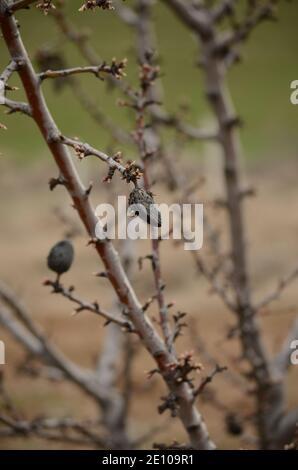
0,0,297,163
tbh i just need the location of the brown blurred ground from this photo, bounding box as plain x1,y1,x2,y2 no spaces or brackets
0,155,297,449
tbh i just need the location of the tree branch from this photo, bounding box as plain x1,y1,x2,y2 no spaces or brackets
0,413,106,447
0,60,31,116
68,78,132,145
275,408,298,448
38,60,126,82
0,5,215,449
161,0,285,449
0,303,105,401
50,3,217,143
113,0,138,26
9,0,37,12
256,266,298,312
193,364,227,398
161,0,212,38
43,279,133,330
58,135,128,177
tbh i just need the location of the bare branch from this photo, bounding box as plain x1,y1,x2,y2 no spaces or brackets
0,279,54,340
256,266,298,312
0,59,17,82
0,236,134,447
43,279,134,331
38,59,126,82
58,134,142,184
130,59,174,353
191,251,237,312
0,305,43,357
0,303,104,401
132,418,171,447
161,0,212,38
114,0,138,26
193,364,227,398
189,322,248,392
276,408,298,448
152,109,218,141
215,1,277,53
50,3,217,143
0,413,106,447
0,60,31,116
95,322,131,447
161,0,285,450
211,0,236,23
0,281,124,405
9,0,38,12
69,78,132,145
59,135,124,173
0,8,215,449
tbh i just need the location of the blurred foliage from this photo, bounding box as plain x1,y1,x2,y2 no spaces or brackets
0,0,297,163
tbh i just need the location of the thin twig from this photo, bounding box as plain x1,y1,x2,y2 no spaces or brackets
69,78,132,145
50,3,217,142
193,364,227,398
0,60,31,116
0,413,106,447
0,7,215,449
256,266,298,312
9,0,37,12
44,279,134,330
38,60,126,82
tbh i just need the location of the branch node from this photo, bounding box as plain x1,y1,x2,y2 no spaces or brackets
48,174,67,191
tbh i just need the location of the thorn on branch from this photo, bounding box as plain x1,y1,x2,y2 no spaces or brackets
223,115,243,130
193,364,227,398
86,238,99,247
239,186,256,200
142,293,158,313
147,367,161,380
158,392,179,417
93,271,109,278
43,278,133,330
48,175,67,191
85,181,93,197
102,151,122,183
172,311,187,343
